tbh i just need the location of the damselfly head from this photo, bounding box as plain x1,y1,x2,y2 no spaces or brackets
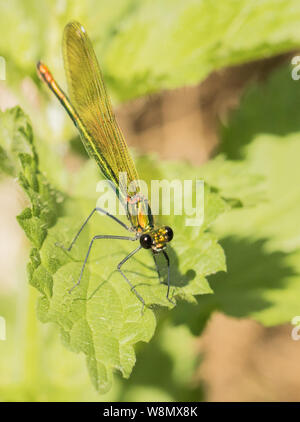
140,226,173,252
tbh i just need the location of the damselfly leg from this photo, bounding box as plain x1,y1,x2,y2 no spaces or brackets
56,207,131,252
117,245,145,310
68,233,137,293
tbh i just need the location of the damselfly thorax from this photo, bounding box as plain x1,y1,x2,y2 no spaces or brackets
126,193,173,253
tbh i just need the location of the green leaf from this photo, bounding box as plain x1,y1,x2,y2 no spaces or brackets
0,288,118,402
197,155,266,208
34,163,226,392
2,0,300,102
210,134,300,326
186,64,300,328
102,0,300,100
115,320,204,402
0,106,34,177
0,106,232,392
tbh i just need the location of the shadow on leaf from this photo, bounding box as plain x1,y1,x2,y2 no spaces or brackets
171,236,298,334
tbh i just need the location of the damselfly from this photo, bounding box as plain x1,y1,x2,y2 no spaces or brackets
37,21,174,308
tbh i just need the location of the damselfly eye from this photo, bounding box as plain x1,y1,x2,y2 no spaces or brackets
165,226,173,242
140,234,152,249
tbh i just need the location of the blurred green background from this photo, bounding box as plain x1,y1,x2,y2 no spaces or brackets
1,0,300,401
